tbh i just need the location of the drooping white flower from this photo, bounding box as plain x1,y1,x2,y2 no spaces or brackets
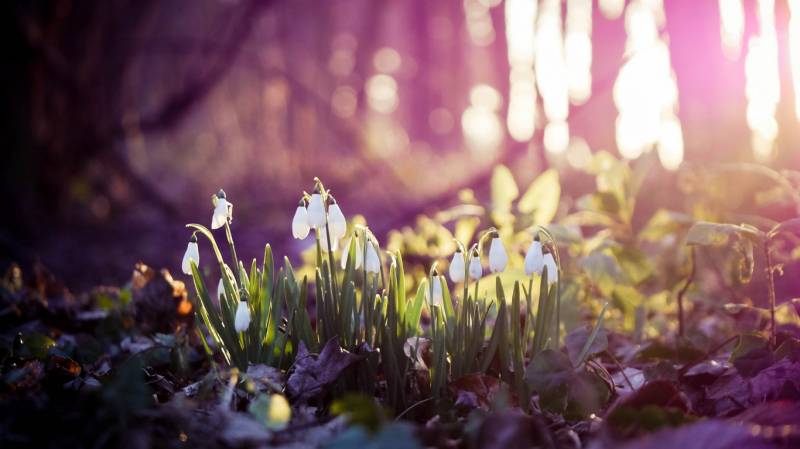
234,300,250,332
543,252,558,285
449,249,465,283
211,190,232,230
292,201,310,239
488,237,508,273
328,201,347,240
217,277,225,302
524,239,544,276
340,235,363,270
429,275,444,306
468,252,482,280
365,243,381,274
306,193,326,229
319,225,339,252
182,235,199,275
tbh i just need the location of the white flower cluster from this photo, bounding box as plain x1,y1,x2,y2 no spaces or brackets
447,233,559,286
292,182,381,274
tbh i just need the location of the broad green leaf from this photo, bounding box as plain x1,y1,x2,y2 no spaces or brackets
685,222,763,247
491,165,519,218
581,251,624,296
518,168,560,225
611,285,645,331
639,209,694,242
612,246,654,285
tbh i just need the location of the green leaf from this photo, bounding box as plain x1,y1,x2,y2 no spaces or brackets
611,285,645,331
248,393,292,430
20,333,56,360
612,246,654,285
581,251,624,296
518,169,560,225
491,165,519,218
330,394,386,432
686,222,763,247
729,333,773,377
639,209,694,242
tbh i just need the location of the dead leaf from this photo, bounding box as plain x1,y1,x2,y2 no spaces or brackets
287,338,365,402
449,373,500,410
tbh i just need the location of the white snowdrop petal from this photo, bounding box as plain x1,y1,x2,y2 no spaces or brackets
341,237,363,270
211,198,230,230
524,241,544,276
488,238,508,273
543,253,558,285
468,256,483,280
234,301,251,332
182,242,199,275
319,225,339,252
217,277,225,301
366,244,381,274
432,276,444,306
328,204,347,240
307,194,326,229
449,252,465,283
292,206,311,239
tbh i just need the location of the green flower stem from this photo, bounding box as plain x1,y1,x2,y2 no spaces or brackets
764,241,777,349
323,214,340,305
223,221,243,287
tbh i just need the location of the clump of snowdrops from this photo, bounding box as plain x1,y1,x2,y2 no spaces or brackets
182,179,590,411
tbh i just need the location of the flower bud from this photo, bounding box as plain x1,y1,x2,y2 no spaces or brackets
182,235,199,275
328,201,347,240
341,235,363,270
211,190,231,230
217,277,225,302
524,239,544,276
543,252,558,285
365,243,381,274
468,250,482,280
488,237,508,273
449,249,465,283
429,275,444,306
292,200,310,239
234,300,250,332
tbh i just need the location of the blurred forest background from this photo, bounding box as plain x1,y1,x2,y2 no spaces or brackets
2,0,800,290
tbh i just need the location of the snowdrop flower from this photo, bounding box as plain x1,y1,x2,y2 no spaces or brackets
292,199,310,239
449,248,465,283
524,237,544,276
468,249,482,280
211,189,232,230
488,235,508,273
306,192,326,229
543,251,558,285
328,199,347,241
217,277,225,302
182,234,199,275
234,300,250,332
428,274,444,307
340,235,363,270
365,243,381,274
319,225,339,252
